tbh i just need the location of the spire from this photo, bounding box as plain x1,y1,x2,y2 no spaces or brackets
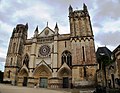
25,23,28,30
69,5,73,13
13,28,16,33
35,26,38,32
54,23,59,30
55,22,58,29
34,26,39,37
54,22,59,35
83,3,88,12
47,22,48,27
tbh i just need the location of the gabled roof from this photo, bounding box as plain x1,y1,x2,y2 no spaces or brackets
113,44,120,54
38,26,55,37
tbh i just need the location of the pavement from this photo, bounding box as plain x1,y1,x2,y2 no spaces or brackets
0,84,95,93
0,84,70,93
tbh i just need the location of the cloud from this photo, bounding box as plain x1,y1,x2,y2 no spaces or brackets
94,0,120,21
0,21,12,51
0,57,5,62
95,31,120,47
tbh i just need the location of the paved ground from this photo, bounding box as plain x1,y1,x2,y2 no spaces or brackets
0,84,95,93
0,84,70,93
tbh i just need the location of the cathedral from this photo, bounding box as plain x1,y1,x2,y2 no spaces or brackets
4,4,97,88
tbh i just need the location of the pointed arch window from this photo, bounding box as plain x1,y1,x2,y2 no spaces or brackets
10,58,13,66
13,43,16,53
61,50,72,66
23,54,29,68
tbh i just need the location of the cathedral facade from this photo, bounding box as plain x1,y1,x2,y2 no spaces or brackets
4,4,97,88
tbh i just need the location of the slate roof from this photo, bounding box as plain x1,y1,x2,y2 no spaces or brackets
113,44,120,54
96,47,112,59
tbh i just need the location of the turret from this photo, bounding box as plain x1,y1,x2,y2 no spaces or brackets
69,5,73,14
69,4,92,37
54,23,59,35
83,3,88,14
25,23,28,30
34,26,39,37
11,23,28,40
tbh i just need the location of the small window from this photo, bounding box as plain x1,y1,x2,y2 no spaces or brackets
82,46,85,61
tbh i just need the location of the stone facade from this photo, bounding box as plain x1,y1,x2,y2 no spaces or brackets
96,45,120,89
4,4,97,88
106,45,120,88
96,47,112,87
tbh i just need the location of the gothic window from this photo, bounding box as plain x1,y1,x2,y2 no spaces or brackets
39,45,50,57
23,54,29,68
61,50,72,66
13,43,16,53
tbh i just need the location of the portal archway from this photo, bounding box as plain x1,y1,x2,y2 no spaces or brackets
33,64,52,88
58,67,72,88
18,68,28,86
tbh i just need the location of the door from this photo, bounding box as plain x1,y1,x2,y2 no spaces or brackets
40,77,48,88
63,77,69,88
23,77,28,86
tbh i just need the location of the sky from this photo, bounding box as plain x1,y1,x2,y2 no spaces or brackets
0,0,120,72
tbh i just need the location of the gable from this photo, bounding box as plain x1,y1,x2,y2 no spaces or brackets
38,27,55,37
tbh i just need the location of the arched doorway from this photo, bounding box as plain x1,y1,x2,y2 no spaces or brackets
18,68,28,86
58,67,72,88
33,64,52,88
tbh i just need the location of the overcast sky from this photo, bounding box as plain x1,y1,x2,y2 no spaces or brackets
0,0,120,72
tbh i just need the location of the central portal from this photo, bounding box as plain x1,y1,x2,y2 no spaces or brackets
63,77,69,88
40,77,48,88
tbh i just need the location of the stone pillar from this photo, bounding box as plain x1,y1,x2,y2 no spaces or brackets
52,35,58,77
28,38,37,86
29,38,37,71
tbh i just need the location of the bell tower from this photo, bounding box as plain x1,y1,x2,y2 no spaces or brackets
69,4,97,87
69,4,93,37
4,23,28,85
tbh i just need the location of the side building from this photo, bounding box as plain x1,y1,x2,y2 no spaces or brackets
96,46,112,87
96,45,120,89
106,45,120,89
4,4,97,88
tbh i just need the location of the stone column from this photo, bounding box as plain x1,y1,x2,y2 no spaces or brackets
52,35,58,77
28,38,37,87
